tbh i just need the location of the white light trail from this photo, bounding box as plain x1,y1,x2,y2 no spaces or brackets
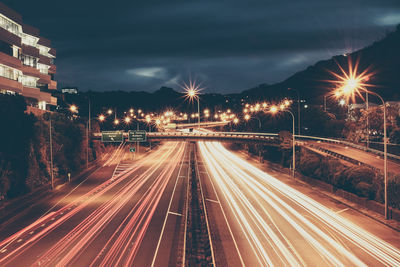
198,141,400,266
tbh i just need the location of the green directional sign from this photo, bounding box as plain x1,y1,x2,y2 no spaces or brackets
101,131,123,142
128,130,147,142
129,147,136,152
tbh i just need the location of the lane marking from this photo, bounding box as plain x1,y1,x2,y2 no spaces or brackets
198,142,245,267
168,211,183,217
336,208,349,214
151,143,188,267
206,198,219,204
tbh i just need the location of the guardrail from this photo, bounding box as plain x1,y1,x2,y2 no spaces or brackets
296,135,400,161
146,131,279,143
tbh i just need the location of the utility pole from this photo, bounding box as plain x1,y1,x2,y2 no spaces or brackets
197,97,200,129
87,98,91,169
137,122,139,154
49,112,54,189
86,121,89,169
366,92,369,148
149,123,151,150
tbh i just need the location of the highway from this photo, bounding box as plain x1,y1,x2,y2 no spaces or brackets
0,139,399,266
0,142,190,267
197,141,400,266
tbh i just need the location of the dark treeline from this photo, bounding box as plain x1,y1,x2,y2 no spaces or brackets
0,95,105,200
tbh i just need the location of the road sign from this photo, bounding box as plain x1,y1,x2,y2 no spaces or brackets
128,130,147,142
129,147,136,152
101,131,123,142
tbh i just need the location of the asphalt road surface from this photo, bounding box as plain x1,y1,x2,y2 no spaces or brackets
197,141,400,266
0,140,399,266
0,142,189,267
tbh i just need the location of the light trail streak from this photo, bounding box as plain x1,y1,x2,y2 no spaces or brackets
198,141,400,266
0,142,183,266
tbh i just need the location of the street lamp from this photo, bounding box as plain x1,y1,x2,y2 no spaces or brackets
69,104,78,113
335,85,389,219
270,105,296,178
288,88,301,135
185,88,200,128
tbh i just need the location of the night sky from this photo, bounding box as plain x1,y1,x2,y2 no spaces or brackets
5,0,400,93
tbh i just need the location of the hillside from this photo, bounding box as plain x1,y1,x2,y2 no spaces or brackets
241,24,400,104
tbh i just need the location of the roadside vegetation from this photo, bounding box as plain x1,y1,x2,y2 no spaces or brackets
0,95,105,201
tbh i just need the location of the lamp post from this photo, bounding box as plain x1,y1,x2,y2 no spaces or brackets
270,105,296,177
49,112,54,189
146,117,152,150
335,86,388,219
288,88,301,135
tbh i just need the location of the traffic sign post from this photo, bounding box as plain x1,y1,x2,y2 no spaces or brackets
101,131,123,142
128,130,147,142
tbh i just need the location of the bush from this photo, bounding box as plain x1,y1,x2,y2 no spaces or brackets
299,150,321,177
346,166,375,188
388,175,400,209
356,182,375,199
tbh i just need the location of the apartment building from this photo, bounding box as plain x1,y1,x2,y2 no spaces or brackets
0,2,57,110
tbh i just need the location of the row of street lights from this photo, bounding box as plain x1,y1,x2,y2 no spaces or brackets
66,66,390,219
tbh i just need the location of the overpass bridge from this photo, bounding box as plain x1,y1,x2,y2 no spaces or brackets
92,131,400,174
93,131,279,144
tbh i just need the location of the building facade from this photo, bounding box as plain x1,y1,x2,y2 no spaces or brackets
0,3,57,110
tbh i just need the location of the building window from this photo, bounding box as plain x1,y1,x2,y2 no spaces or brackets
0,64,19,80
38,101,47,110
0,89,16,95
0,15,21,36
20,54,38,68
19,75,37,87
12,45,19,58
0,40,12,56
38,63,49,74
38,45,51,57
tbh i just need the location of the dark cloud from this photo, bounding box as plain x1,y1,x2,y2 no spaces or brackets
4,0,400,93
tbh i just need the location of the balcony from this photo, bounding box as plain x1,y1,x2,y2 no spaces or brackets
38,54,51,65
0,76,23,93
48,80,57,90
22,23,39,37
21,44,40,58
22,86,57,107
38,73,51,84
49,48,56,57
49,64,57,74
38,37,51,47
21,65,41,78
50,96,57,106
22,86,40,100
0,27,21,47
0,52,22,69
